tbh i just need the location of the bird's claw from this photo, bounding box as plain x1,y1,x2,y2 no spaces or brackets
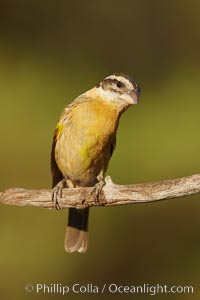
52,179,66,210
52,189,62,210
91,180,105,205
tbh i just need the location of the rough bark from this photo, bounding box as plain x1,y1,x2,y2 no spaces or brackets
0,175,199,209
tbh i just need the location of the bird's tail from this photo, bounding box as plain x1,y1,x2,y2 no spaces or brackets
64,207,89,253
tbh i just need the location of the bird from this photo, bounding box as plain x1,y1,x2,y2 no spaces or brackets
51,73,140,253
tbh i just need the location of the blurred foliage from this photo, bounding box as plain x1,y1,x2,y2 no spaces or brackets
0,0,200,299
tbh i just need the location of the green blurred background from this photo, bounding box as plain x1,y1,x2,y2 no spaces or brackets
0,0,200,299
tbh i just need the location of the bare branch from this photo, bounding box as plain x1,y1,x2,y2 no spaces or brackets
0,175,200,210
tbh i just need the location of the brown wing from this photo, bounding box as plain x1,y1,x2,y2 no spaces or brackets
51,127,63,188
110,136,116,158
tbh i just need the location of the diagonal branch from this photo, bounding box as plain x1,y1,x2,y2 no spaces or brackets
0,175,200,210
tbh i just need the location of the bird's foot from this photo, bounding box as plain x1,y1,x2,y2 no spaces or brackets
52,179,67,210
91,180,106,205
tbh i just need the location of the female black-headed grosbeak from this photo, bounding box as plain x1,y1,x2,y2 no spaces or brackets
51,73,140,253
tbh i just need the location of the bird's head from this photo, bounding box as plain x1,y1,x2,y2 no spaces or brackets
96,73,140,108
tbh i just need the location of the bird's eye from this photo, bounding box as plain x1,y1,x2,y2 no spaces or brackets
116,81,123,88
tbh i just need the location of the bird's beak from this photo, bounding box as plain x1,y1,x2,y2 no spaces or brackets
127,87,140,105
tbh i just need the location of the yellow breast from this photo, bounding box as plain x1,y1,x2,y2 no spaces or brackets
55,92,121,185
